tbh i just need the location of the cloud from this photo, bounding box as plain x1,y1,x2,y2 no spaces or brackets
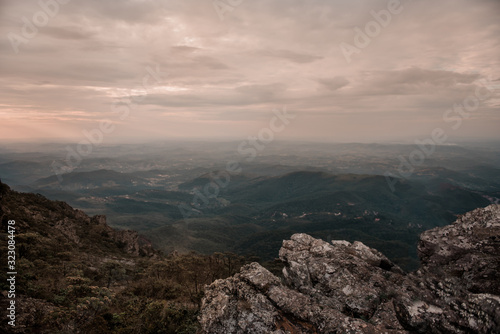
235,83,287,101
316,76,349,91
170,45,202,54
259,49,323,64
351,68,484,97
369,68,480,88
42,26,96,40
0,0,499,142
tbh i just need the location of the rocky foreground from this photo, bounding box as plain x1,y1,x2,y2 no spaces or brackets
199,205,500,333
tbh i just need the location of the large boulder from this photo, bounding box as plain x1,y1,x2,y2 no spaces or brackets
199,205,500,333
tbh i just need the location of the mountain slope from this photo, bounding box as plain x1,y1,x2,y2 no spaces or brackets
0,181,247,333
171,171,491,269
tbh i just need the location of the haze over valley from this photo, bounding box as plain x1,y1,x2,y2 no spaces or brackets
2,140,499,270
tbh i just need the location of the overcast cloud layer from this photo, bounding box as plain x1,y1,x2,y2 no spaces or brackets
1,0,499,143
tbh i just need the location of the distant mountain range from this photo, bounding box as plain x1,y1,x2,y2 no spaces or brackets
1,142,499,272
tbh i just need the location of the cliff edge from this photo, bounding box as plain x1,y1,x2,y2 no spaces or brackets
199,205,500,333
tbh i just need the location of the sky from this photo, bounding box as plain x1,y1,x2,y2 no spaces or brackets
0,0,499,143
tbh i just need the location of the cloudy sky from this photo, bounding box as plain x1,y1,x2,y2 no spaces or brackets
1,0,499,143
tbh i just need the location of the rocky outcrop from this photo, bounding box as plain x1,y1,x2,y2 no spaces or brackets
90,214,154,256
199,205,500,333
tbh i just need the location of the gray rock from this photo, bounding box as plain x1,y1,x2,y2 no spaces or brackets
199,205,500,333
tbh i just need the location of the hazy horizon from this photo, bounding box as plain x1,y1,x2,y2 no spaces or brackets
1,0,499,143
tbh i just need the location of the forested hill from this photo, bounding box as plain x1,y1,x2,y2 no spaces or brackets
0,181,249,333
